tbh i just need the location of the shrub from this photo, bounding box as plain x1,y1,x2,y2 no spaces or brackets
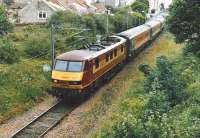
25,34,50,58
131,0,149,15
140,56,188,106
0,40,19,64
0,6,13,35
7,32,27,42
48,11,81,27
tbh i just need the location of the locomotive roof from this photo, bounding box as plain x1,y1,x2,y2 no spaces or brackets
56,36,126,61
117,24,150,39
145,20,161,27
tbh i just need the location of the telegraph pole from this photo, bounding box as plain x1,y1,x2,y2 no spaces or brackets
106,9,111,36
50,24,55,70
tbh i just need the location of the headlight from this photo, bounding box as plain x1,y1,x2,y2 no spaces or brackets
53,80,58,83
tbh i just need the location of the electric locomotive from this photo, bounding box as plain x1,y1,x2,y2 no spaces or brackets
51,14,165,97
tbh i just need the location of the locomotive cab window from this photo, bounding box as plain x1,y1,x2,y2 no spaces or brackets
54,60,83,72
95,58,99,69
114,49,117,57
68,61,83,72
54,60,68,71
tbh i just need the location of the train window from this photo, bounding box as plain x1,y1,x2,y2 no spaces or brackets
68,61,83,72
110,51,113,59
95,58,99,69
121,45,124,52
54,60,68,71
106,53,109,62
114,49,117,57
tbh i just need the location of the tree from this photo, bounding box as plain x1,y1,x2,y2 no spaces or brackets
138,0,149,7
47,11,81,27
0,6,13,35
167,0,200,56
25,34,50,58
131,0,149,15
139,56,188,106
0,40,19,64
3,0,14,5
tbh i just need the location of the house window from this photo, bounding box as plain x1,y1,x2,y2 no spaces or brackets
95,58,99,69
114,49,117,57
39,11,47,19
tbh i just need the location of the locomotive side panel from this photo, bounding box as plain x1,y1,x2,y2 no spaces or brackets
92,43,126,82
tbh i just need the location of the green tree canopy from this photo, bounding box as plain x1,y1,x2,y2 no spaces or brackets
0,39,19,64
47,11,81,27
131,0,149,14
167,0,200,56
0,6,13,35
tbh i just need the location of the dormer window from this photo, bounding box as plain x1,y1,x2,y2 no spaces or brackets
39,11,47,19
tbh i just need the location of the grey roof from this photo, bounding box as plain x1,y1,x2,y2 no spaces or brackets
145,20,161,27
117,25,150,39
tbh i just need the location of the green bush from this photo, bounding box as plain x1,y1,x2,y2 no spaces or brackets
140,56,188,106
48,11,81,27
25,34,50,58
0,40,19,64
7,32,27,42
0,6,13,35
0,61,50,120
131,0,149,15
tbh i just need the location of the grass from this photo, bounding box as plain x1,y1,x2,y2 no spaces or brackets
88,33,200,137
0,59,51,123
75,32,183,137
0,24,92,123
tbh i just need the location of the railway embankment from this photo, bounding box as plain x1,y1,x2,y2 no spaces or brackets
87,31,200,137
44,32,184,137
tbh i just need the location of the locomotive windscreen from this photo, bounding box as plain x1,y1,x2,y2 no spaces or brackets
54,60,83,72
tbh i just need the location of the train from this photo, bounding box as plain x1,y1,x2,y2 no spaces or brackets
50,13,165,97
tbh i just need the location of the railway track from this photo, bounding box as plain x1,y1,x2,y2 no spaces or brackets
10,100,75,138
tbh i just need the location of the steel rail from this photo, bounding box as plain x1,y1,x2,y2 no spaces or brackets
9,99,74,138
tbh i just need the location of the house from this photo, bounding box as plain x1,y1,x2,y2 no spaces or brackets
17,0,99,24
18,0,65,24
105,0,120,7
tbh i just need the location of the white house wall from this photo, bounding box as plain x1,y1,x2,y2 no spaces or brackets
19,1,55,24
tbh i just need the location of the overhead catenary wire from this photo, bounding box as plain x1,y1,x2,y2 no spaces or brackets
0,27,93,71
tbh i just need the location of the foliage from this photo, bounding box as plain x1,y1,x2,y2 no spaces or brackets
167,0,200,56
47,11,81,27
0,39,19,64
131,0,149,15
48,8,146,36
140,56,188,106
0,6,13,35
81,14,97,31
112,9,145,33
0,61,50,122
24,33,50,58
91,53,200,138
137,0,149,7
